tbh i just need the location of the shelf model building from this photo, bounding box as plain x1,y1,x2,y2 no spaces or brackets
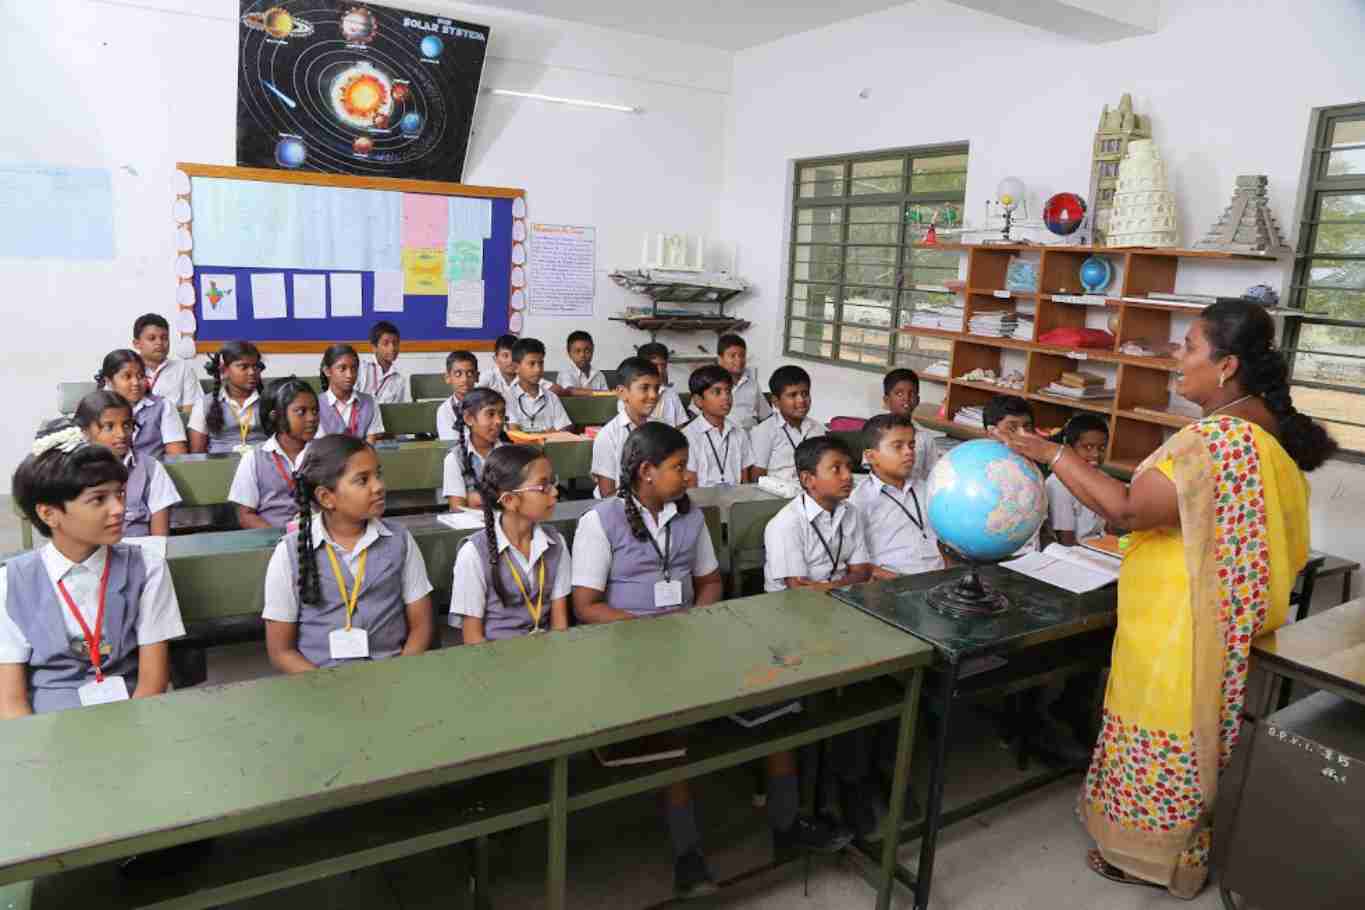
1088,93,1152,246
1106,139,1179,247
1194,175,1291,254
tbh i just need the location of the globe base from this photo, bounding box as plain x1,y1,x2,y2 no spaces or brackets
926,566,1011,619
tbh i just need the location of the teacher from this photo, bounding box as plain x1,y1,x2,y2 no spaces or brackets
1000,300,1336,897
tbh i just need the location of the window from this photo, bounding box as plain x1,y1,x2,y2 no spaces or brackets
785,144,968,372
1285,103,1365,454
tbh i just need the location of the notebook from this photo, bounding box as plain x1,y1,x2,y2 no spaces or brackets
1000,543,1120,594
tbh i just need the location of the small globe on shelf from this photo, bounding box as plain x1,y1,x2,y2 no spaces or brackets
1079,255,1114,294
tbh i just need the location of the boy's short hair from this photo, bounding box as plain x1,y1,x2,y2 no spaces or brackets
369,320,400,346
615,356,659,389
863,413,916,450
637,342,669,361
566,330,593,348
494,334,518,353
689,364,733,398
769,364,811,397
133,313,169,339
794,435,852,479
982,394,1034,428
13,419,129,538
883,368,920,396
511,338,546,362
445,350,477,372
717,334,746,356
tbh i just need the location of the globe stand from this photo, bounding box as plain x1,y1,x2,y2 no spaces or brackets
926,560,1010,619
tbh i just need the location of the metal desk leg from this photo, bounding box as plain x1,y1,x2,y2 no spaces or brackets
1343,571,1354,606
914,661,960,910
877,668,924,910
547,756,569,910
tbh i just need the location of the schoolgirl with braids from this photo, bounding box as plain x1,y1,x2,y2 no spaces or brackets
188,341,267,454
229,377,320,529
261,434,433,673
448,446,570,642
94,348,188,460
318,344,385,441
1,419,185,716
441,387,506,509
1045,412,1110,546
76,390,181,538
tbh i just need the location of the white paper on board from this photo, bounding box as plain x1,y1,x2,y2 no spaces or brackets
373,270,404,313
446,280,484,328
293,274,326,319
176,282,195,307
251,273,288,319
199,274,237,320
329,273,363,317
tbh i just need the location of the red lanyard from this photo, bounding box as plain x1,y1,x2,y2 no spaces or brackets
56,555,113,682
373,364,396,394
335,399,361,436
270,451,296,491
147,363,165,391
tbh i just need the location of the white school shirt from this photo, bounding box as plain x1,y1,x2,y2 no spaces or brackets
478,369,517,397
323,389,385,436
589,407,650,498
145,358,203,410
848,474,943,575
749,415,825,483
227,436,310,511
683,416,755,487
450,518,573,623
128,453,182,516
652,386,689,426
571,499,720,590
0,543,185,663
558,362,608,391
730,369,772,430
133,395,188,449
359,357,410,404
1046,473,1105,542
186,389,262,435
435,395,466,441
763,495,871,593
262,516,433,623
441,441,504,500
503,382,572,432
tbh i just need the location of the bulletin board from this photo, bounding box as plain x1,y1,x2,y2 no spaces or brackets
172,163,528,354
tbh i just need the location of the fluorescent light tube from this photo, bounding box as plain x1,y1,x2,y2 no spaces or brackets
487,89,639,113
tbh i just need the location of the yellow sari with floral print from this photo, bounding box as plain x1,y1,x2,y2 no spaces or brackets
1083,416,1310,897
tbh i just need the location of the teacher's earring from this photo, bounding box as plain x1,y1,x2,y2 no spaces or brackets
1218,373,1226,389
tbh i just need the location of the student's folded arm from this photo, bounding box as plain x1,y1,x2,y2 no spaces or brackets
446,495,468,511
164,442,188,457
843,563,874,585
550,596,570,631
871,565,899,581
466,490,484,509
0,664,32,719
188,430,209,454
131,641,171,698
572,586,635,624
149,510,171,537
462,616,487,644
236,505,273,530
693,571,723,606
401,595,434,656
265,620,317,674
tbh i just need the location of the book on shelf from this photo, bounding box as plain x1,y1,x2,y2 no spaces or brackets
729,699,803,728
1060,370,1105,386
594,732,688,768
1050,294,1110,306
1042,382,1114,400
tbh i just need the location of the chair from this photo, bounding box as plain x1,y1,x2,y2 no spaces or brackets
1275,554,1327,710
409,373,449,400
726,498,788,596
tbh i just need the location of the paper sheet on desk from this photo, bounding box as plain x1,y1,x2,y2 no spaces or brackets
436,510,486,530
1001,543,1120,594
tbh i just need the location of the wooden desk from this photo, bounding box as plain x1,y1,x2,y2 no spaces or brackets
0,591,932,910
1251,598,1365,709
1313,552,1360,605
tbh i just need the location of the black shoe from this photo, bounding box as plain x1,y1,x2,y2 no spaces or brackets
839,777,883,839
773,813,855,858
673,848,718,900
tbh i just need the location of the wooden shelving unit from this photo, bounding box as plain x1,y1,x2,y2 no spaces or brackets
901,244,1277,471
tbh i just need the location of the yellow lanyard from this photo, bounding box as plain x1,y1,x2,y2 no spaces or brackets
229,399,255,448
505,552,546,633
324,546,368,631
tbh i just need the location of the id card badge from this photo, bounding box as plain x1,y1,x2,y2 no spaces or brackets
329,628,370,660
654,579,683,608
78,675,130,706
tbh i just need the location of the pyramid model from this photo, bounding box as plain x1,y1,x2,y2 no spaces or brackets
1195,175,1291,253
1107,139,1178,246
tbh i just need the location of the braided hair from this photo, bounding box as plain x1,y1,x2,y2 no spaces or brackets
14,418,127,538
1200,301,1338,471
204,341,263,435
262,376,319,437
474,445,545,604
292,434,370,605
320,343,360,392
617,422,691,542
93,349,146,390
455,388,506,492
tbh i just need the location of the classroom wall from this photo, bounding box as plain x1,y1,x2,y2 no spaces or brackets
0,0,729,481
714,0,1365,582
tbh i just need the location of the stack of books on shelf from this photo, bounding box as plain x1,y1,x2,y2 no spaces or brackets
1122,292,1245,309
968,310,1021,338
909,301,965,331
1042,370,1113,400
954,405,985,429
922,360,950,379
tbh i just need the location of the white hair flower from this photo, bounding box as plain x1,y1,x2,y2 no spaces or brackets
31,427,87,458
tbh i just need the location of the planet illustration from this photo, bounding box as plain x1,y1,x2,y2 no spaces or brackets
274,137,307,168
392,83,410,103
373,112,390,129
399,111,424,136
352,135,374,155
241,7,315,38
420,35,444,59
341,6,377,44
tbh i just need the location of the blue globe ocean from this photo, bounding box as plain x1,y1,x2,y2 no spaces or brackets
926,439,1047,562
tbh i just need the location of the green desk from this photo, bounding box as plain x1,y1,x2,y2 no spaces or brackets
380,400,440,436
0,592,932,910
409,372,449,400
561,395,618,428
687,482,787,525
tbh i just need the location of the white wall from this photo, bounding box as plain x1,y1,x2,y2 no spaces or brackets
0,0,729,479
715,0,1365,582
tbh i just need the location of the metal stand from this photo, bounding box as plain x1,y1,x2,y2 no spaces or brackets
926,563,1010,619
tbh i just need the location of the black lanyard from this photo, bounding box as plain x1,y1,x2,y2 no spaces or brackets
779,420,807,453
518,392,548,427
880,486,927,539
805,498,845,581
642,520,673,581
704,428,732,482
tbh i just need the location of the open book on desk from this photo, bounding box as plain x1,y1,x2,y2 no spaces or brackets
1001,543,1121,594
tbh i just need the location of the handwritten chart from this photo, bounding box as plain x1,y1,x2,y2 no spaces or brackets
529,224,595,317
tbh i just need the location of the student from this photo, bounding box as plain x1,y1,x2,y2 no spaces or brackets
750,365,824,483
682,364,755,487
357,320,411,405
557,330,608,396
75,391,180,539
637,342,688,426
502,338,571,433
478,334,520,397
443,387,506,510
95,349,188,461
132,313,202,410
713,333,770,429
983,395,1042,555
0,420,185,716
849,414,944,577
881,368,937,483
261,435,434,673
188,341,268,454
228,378,320,530
450,446,571,642
590,357,660,498
764,436,874,592
1046,414,1109,546
318,344,385,442
436,350,479,440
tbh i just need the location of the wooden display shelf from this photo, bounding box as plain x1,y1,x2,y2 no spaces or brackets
915,242,1277,262
1030,391,1115,414
1116,408,1196,429
952,378,1027,396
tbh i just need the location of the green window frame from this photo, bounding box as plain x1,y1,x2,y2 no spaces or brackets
1285,102,1365,456
784,143,968,373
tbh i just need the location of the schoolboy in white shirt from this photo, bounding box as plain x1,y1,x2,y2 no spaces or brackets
750,365,824,484
557,330,609,396
637,342,689,426
479,334,520,398
682,365,756,487
436,350,479,441
502,338,572,433
714,333,771,430
983,395,1042,555
881,368,940,485
131,313,202,411
849,414,945,577
590,357,660,498
358,320,411,405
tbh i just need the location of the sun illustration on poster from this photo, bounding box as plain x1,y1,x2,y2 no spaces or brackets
330,62,394,129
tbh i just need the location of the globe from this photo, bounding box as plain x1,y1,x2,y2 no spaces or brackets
1043,192,1086,237
926,439,1046,563
1079,255,1114,293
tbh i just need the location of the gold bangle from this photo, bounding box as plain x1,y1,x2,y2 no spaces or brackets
1049,445,1066,469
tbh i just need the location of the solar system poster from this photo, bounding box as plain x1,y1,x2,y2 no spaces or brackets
237,2,490,181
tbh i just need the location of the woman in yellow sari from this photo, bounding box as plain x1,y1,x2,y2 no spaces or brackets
1002,301,1336,898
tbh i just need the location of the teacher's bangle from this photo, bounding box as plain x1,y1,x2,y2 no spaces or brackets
1049,445,1067,469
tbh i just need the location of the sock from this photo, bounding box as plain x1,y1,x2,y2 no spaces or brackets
767,773,800,832
665,802,701,858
